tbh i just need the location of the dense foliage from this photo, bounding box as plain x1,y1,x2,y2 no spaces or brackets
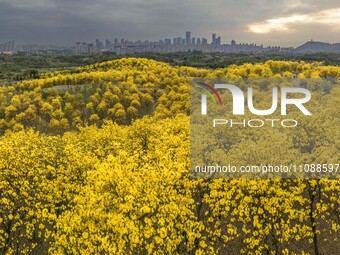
1,51,339,83
0,58,339,254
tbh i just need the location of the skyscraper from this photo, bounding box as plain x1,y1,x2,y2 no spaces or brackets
216,36,221,47
105,39,111,49
191,37,196,45
75,42,81,53
95,39,101,49
164,38,171,45
212,34,216,47
186,31,191,45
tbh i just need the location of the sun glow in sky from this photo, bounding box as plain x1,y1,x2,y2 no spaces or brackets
248,8,340,33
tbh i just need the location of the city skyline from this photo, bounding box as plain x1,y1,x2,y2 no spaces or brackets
0,31,293,54
3,30,339,49
72,31,291,54
2,30,340,54
0,0,339,47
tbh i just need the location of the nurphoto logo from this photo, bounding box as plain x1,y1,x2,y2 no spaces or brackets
196,80,312,128
200,82,312,116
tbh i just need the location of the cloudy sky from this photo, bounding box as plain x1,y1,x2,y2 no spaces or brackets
0,0,339,47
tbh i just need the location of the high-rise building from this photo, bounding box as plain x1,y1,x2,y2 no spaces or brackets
212,34,216,47
164,38,171,45
105,39,111,49
197,38,201,45
82,42,88,53
75,42,81,53
186,31,191,45
191,37,196,45
202,38,208,45
95,39,101,49
9,40,15,51
88,43,95,53
216,36,221,47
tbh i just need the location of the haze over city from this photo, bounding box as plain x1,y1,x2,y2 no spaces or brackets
0,0,340,47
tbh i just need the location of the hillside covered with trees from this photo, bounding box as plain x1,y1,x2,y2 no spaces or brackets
0,58,339,255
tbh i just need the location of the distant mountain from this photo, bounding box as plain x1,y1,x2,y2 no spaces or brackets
295,41,340,53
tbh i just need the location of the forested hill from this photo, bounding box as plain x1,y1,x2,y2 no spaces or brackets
1,58,340,135
0,58,340,255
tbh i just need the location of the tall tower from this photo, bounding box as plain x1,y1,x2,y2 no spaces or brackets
186,31,191,45
212,34,216,47
216,36,221,47
95,39,101,49
191,37,196,45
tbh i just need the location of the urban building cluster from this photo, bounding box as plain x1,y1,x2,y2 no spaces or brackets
74,32,293,54
16,44,70,52
0,40,15,52
7,32,329,54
